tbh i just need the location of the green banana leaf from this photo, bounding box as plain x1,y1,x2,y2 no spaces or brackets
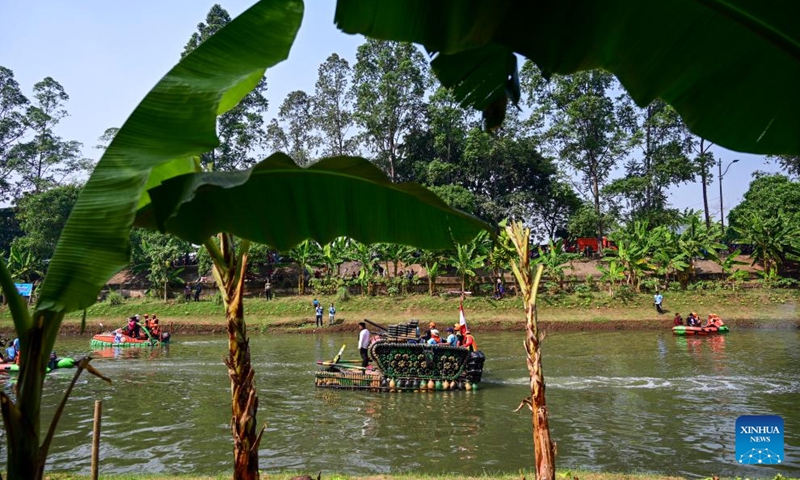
136,153,489,250
334,0,800,155
36,0,304,315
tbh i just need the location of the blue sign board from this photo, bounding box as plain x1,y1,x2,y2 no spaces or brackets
736,415,784,465
14,283,33,297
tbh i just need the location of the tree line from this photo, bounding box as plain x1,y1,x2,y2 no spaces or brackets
3,4,799,294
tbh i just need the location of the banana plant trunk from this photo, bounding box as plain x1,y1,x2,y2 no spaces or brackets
2,320,52,480
207,234,261,480
507,222,556,480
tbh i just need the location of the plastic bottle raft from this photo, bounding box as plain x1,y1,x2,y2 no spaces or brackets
91,328,171,348
315,320,485,392
672,324,729,336
1,357,77,373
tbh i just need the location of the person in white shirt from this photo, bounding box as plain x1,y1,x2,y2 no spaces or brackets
358,322,371,367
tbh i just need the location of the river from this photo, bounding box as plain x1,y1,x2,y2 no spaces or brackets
1,329,797,478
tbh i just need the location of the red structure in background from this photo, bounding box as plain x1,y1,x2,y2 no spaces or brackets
574,237,617,257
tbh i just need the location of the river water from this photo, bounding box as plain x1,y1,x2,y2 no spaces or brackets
1,329,797,478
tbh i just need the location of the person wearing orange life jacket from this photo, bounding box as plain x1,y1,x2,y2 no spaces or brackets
461,329,478,352
705,314,725,328
426,329,441,345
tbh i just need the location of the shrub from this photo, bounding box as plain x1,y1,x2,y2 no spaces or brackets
336,285,350,303
668,281,682,291
640,277,659,292
387,285,400,296
105,290,125,306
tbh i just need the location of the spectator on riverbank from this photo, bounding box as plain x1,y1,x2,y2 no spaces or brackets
264,280,272,300
315,304,323,328
328,303,336,325
653,291,665,314
194,282,202,302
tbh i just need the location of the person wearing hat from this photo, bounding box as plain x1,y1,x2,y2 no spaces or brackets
358,321,371,367
421,322,436,342
426,329,441,345
462,329,477,352
444,327,458,346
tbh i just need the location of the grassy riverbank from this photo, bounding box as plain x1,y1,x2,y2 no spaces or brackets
4,288,797,336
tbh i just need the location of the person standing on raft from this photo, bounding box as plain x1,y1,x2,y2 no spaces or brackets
358,322,371,368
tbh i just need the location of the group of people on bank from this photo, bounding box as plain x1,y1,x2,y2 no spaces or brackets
312,298,336,327
673,312,726,328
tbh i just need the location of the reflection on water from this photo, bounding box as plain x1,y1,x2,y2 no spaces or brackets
0,330,795,478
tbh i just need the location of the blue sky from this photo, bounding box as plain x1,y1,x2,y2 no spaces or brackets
0,0,782,220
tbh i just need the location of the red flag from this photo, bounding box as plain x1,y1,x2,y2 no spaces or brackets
459,302,468,331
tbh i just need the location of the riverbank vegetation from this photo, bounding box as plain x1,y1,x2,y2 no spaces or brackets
3,288,795,335
1,1,799,480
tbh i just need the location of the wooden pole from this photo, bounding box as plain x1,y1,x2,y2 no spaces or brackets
91,400,102,480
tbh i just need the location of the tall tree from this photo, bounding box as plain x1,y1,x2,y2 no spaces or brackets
0,66,30,200
461,127,557,225
352,39,427,181
605,99,695,226
312,53,357,157
182,4,269,171
524,65,629,241
728,173,800,235
529,179,582,241
267,90,319,166
7,77,84,195
692,138,715,229
130,229,192,301
769,155,800,177
11,184,81,266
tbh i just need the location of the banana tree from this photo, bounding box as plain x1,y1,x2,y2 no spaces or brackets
4,245,43,284
597,259,626,295
505,221,555,480
446,240,487,294
286,239,320,295
533,240,579,292
606,221,655,291
345,240,378,295
733,211,800,276
320,237,347,279
676,214,726,283
3,2,490,479
419,249,444,296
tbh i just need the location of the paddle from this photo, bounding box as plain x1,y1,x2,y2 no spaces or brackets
332,344,346,364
